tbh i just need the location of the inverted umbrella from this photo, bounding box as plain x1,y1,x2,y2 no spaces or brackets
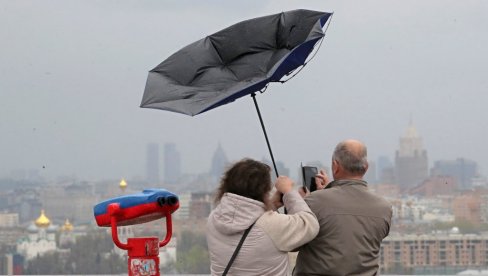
141,9,333,176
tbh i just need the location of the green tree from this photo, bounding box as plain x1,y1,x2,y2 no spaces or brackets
25,252,65,274
175,230,210,274
68,229,126,274
176,244,210,274
24,228,126,274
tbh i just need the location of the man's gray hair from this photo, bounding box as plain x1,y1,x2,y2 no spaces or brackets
333,141,368,175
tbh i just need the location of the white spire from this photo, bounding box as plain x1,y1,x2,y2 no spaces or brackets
398,121,423,157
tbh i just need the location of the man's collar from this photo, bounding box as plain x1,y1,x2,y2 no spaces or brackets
326,179,367,189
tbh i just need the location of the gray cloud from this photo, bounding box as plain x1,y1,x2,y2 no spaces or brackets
1,0,487,180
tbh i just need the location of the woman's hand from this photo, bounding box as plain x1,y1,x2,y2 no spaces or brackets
271,176,294,209
275,176,294,194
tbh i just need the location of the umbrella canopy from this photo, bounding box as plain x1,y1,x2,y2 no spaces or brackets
141,9,333,116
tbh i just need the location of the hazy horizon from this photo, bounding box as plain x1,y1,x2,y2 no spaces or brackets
1,1,487,181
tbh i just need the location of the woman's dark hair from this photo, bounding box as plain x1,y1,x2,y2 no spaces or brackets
215,158,272,204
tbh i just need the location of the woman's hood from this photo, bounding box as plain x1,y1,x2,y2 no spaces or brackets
208,193,266,235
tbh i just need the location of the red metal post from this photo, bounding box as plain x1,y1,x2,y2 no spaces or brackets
107,203,175,276
127,237,160,276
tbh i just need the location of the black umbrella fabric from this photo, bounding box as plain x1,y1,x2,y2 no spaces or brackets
141,9,332,116
141,9,333,176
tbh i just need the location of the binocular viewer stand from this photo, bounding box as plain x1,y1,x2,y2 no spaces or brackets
109,203,173,276
93,189,179,276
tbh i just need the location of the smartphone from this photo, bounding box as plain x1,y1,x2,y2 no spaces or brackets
302,165,318,192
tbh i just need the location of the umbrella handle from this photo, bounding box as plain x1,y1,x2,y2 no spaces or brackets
252,93,287,214
251,93,279,178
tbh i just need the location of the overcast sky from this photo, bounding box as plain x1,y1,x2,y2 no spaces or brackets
1,0,487,181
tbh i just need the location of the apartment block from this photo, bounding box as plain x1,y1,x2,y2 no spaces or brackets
380,232,488,273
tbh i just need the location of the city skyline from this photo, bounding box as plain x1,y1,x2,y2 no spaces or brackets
1,121,484,183
1,1,487,181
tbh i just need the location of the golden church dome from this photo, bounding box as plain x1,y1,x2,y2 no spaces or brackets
61,219,74,232
35,210,51,228
119,178,127,191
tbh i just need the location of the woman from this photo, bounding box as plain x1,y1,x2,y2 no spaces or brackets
206,158,319,275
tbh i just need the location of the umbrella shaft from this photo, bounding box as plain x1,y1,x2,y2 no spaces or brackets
252,94,279,178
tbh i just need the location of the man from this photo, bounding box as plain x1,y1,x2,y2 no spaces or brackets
293,139,392,276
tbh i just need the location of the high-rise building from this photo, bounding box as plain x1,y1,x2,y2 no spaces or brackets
164,143,181,184
395,122,428,190
146,143,160,184
432,158,478,190
210,143,228,179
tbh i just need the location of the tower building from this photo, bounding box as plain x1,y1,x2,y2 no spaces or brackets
432,158,478,190
210,143,228,179
394,122,428,190
164,143,181,184
146,143,160,184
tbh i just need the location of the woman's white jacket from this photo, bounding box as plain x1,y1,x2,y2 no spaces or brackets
206,190,319,276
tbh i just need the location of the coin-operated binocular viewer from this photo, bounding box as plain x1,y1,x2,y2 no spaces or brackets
93,189,179,276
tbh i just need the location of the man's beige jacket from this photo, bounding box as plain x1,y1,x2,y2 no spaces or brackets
294,179,392,276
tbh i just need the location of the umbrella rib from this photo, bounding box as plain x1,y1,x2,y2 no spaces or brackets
225,66,238,80
279,13,334,84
